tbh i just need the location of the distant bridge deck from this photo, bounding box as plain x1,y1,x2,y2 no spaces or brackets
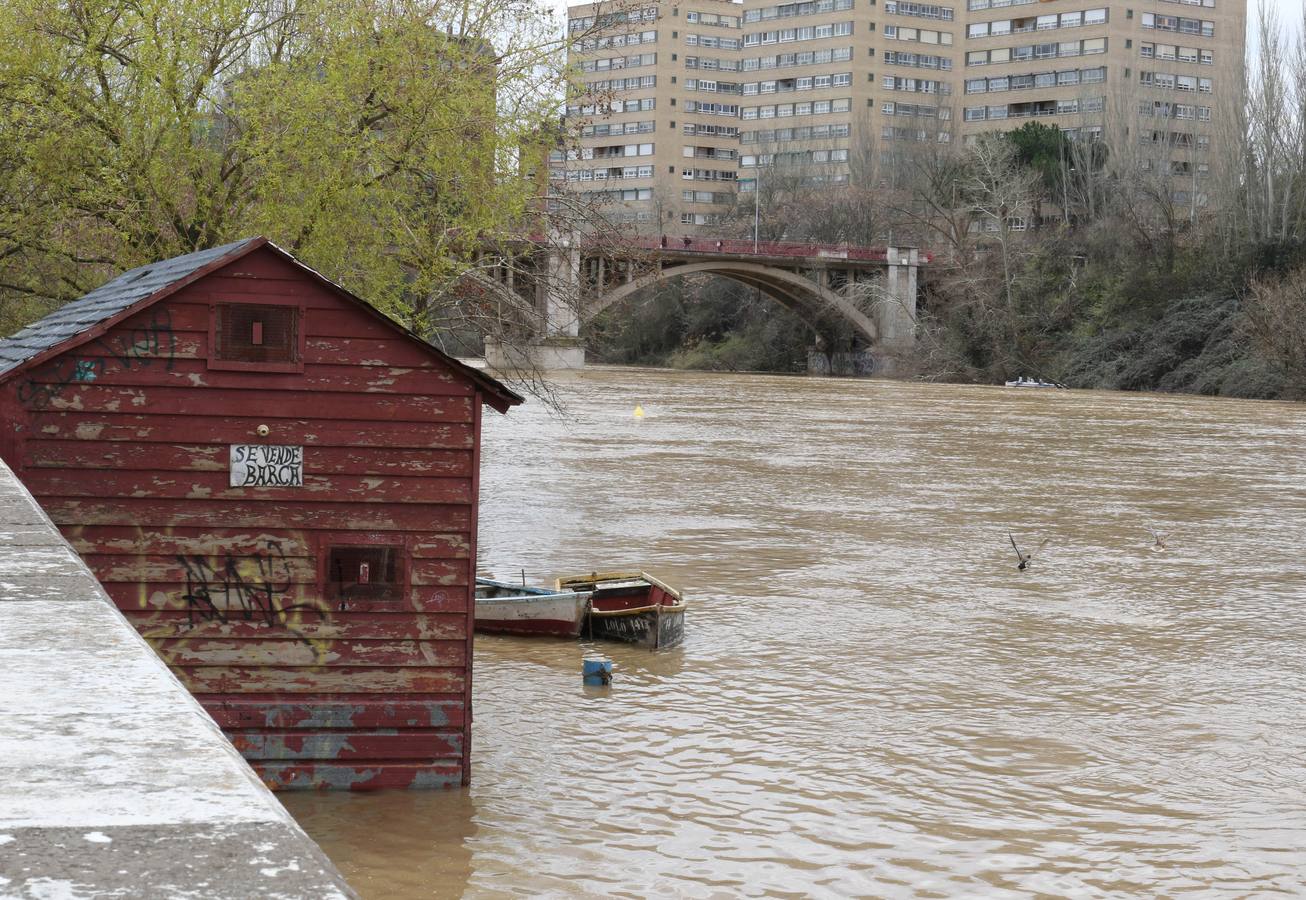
618,236,932,265
518,234,932,266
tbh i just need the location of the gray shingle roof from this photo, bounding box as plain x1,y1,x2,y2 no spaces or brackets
0,238,261,379
0,236,523,410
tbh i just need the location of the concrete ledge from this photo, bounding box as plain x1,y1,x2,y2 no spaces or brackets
1,823,349,899
0,460,355,898
484,337,586,371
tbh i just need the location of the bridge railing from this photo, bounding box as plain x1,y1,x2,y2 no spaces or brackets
522,233,930,264
630,236,891,261
586,237,933,264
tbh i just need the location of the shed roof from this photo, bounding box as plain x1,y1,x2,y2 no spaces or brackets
0,237,523,412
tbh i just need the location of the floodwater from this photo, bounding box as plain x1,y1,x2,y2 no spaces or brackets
282,368,1306,897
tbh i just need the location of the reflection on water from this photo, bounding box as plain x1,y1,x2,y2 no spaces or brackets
283,368,1306,896
282,789,476,898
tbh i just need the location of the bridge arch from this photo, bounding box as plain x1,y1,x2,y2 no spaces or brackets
584,260,879,344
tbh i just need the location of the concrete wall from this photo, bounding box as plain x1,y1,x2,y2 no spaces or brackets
0,459,355,898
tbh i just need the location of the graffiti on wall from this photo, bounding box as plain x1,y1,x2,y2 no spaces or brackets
18,309,177,407
178,539,325,628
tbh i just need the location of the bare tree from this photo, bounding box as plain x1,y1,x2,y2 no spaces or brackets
1241,1,1306,245
964,133,1036,311
1244,267,1306,395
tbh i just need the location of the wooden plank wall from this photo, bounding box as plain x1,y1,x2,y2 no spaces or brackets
9,248,480,790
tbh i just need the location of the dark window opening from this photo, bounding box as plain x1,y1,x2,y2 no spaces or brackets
216,304,298,364
327,546,403,603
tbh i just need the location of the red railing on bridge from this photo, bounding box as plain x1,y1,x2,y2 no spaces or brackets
522,233,931,263
617,236,930,263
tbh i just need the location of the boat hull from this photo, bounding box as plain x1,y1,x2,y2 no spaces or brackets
474,580,590,638
559,572,687,649
589,604,686,649
1004,380,1062,388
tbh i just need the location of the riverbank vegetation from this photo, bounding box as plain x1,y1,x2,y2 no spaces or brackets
593,8,1306,400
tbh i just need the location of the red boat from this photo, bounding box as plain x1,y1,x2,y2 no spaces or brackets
556,572,686,649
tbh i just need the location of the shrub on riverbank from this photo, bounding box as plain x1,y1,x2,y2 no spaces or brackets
1057,293,1285,399
918,233,1302,399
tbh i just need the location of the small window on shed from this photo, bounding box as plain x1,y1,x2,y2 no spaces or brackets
214,303,300,365
327,546,404,603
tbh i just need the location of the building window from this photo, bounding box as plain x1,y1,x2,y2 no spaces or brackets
327,546,404,604
210,302,303,371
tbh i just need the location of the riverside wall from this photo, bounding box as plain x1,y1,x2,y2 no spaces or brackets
0,459,355,898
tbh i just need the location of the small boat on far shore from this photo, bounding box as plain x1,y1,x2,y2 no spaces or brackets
474,578,592,638
557,571,686,649
1004,376,1064,389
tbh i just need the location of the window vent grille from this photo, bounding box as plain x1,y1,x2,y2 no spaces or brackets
216,304,298,363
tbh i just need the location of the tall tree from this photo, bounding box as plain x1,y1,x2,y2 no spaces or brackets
0,0,576,342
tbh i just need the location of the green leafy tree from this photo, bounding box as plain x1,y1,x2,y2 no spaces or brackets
0,0,573,340
1005,123,1067,199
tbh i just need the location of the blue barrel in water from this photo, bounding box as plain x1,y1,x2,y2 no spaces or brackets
582,656,613,686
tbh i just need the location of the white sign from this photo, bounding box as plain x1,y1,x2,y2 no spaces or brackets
230,445,304,488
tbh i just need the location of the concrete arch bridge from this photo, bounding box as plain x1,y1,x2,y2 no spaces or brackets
480,237,926,376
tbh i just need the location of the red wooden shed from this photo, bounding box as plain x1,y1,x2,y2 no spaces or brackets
0,237,522,790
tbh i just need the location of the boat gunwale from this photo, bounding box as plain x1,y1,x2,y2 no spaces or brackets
476,590,592,607
476,577,592,604
555,570,685,603
588,601,687,618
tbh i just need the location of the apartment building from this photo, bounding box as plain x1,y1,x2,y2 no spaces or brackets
564,0,1245,235
564,1,741,231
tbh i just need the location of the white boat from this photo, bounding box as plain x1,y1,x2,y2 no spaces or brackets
474,578,592,638
1004,376,1063,389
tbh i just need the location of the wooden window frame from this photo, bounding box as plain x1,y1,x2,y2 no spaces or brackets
208,297,306,373
317,533,411,610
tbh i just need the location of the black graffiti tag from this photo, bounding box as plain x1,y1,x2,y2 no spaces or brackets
177,540,325,628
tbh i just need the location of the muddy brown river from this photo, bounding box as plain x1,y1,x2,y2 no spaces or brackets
281,368,1306,897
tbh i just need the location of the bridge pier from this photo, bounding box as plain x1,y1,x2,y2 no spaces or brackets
875,247,920,376
484,237,587,372
807,347,876,377
803,248,919,377
484,335,585,371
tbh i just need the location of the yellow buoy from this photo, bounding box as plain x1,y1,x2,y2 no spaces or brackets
633,405,645,418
